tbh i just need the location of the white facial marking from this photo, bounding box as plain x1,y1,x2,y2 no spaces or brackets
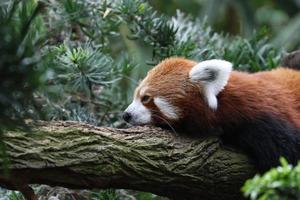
154,97,179,120
125,99,151,125
189,59,232,110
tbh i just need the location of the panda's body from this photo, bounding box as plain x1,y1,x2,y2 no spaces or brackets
123,58,300,172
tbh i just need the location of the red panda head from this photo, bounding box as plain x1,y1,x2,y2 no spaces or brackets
123,58,232,129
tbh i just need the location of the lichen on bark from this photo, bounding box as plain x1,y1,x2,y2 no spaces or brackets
0,121,255,200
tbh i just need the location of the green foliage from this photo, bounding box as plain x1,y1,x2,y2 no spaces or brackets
171,12,283,72
9,191,24,200
118,0,195,64
0,0,46,128
52,44,115,91
242,158,300,200
91,189,118,200
150,0,300,50
39,42,136,125
45,0,121,48
90,189,167,200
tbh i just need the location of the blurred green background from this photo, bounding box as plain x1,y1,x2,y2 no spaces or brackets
150,0,300,49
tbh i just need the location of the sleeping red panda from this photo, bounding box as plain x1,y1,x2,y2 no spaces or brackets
123,57,300,172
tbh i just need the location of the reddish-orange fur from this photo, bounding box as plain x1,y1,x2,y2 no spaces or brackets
138,57,300,131
219,70,300,129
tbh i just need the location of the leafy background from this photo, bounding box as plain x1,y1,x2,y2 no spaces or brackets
0,0,299,199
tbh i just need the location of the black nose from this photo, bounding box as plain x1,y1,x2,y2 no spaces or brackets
123,112,132,122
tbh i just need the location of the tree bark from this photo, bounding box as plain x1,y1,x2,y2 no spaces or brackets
0,121,256,200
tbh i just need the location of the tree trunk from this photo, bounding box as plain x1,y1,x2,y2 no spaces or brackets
0,121,256,200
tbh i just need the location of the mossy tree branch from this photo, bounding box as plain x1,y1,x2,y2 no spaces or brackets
0,121,255,200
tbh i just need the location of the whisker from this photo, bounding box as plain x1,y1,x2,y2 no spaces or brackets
151,113,178,135
139,108,177,134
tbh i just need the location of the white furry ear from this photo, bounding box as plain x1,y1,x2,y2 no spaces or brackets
189,59,232,110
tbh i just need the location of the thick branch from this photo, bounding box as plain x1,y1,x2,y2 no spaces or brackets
0,121,255,200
